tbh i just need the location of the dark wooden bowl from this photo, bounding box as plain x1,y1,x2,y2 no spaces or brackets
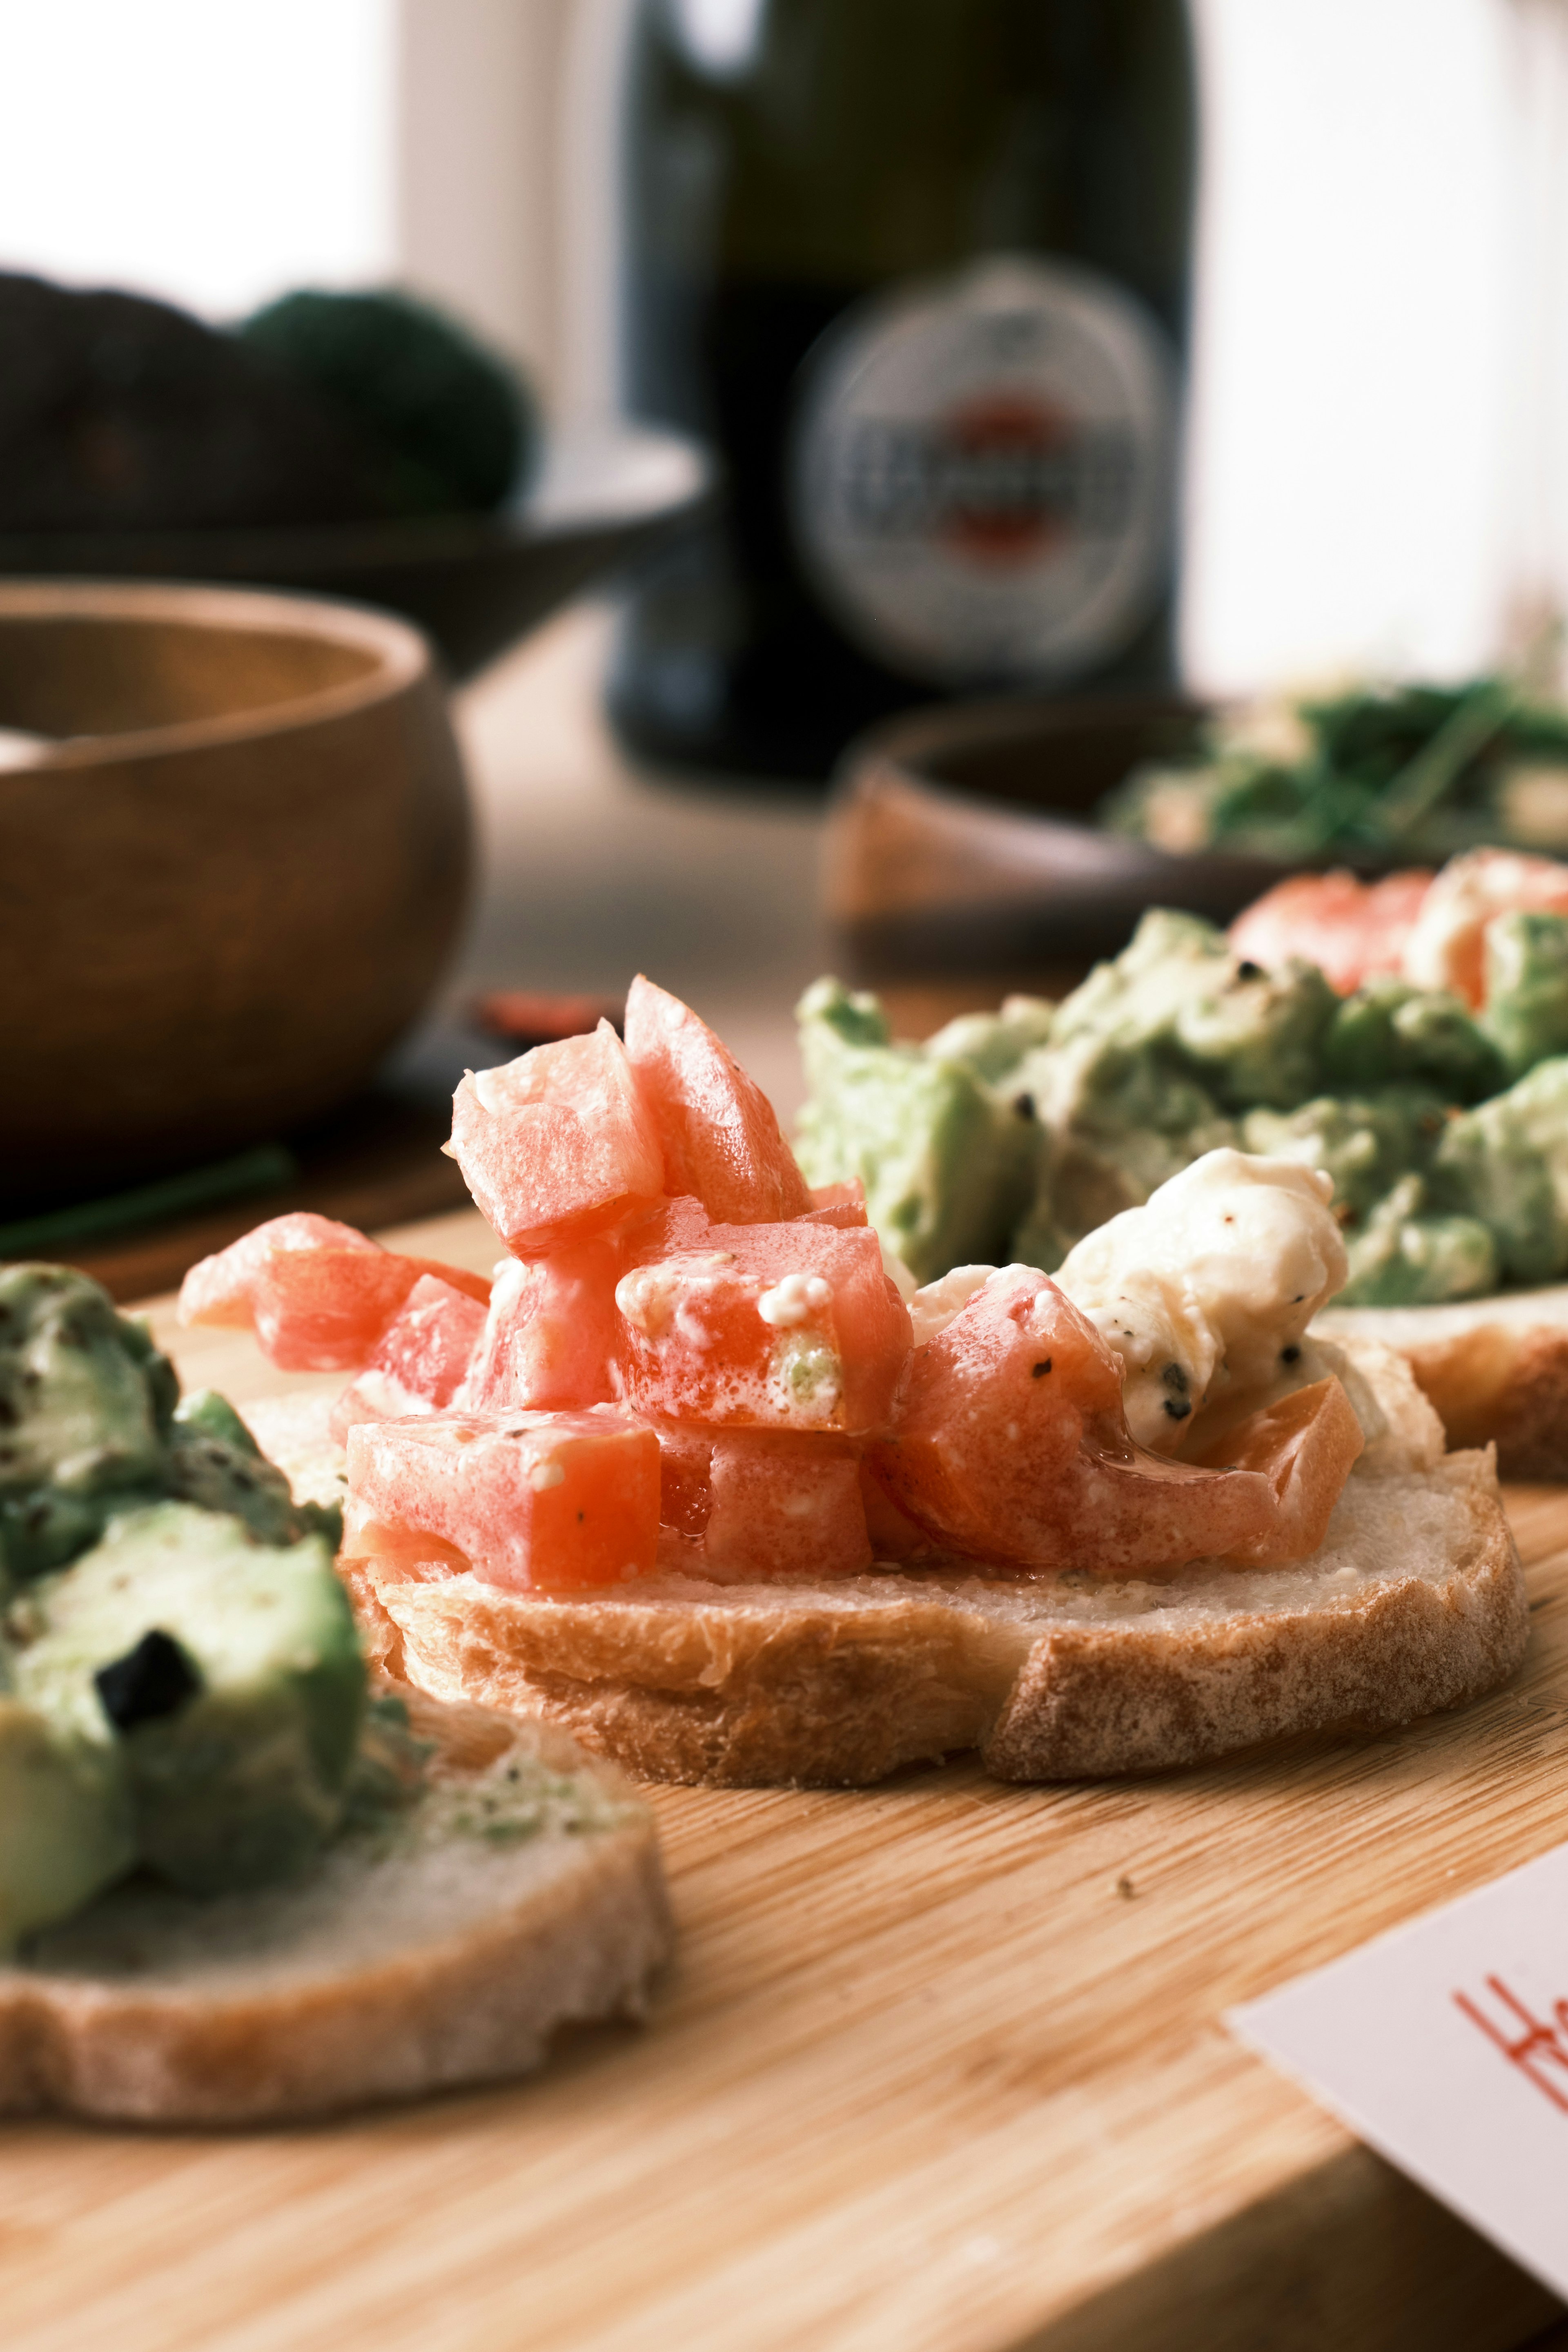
0,581,470,1205
826,690,1376,985
0,427,709,683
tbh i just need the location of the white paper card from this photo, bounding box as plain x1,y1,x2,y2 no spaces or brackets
1227,1841,1568,2296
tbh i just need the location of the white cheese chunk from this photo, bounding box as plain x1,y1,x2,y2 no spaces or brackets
1054,1149,1348,1451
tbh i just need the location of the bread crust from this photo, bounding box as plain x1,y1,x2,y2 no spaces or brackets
346,1452,1526,1789
1316,1291,1568,1478
0,1691,672,2125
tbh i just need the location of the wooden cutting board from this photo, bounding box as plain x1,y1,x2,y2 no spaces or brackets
4,1205,1567,2352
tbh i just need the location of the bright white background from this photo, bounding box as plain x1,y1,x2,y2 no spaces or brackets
0,0,1564,698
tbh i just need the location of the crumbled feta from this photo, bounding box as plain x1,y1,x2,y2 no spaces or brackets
757,1273,831,1328
908,1265,999,1347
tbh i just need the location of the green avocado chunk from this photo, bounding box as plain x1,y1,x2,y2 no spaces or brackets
1323,977,1504,1101
9,1502,365,1896
0,1265,178,1585
794,979,1037,1281
0,1688,133,1956
1432,1055,1568,1284
922,995,1057,1083
1049,910,1337,1111
167,1389,344,1550
1481,911,1568,1079
1336,1173,1499,1306
1240,1091,1444,1222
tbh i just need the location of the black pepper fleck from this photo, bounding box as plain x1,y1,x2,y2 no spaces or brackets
94,1631,201,1731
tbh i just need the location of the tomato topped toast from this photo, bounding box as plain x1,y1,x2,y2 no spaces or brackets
183,980,1526,1786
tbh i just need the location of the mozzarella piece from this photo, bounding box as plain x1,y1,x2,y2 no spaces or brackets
1054,1149,1348,1451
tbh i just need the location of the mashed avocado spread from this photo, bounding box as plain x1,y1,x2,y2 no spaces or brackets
795,905,1568,1306
0,1264,370,1955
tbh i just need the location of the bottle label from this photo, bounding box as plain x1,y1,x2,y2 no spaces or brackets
789,255,1178,687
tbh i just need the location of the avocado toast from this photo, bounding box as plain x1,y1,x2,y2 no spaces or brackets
0,1266,670,2122
794,850,1568,1474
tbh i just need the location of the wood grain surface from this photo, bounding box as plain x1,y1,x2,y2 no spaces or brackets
5,1206,1568,2352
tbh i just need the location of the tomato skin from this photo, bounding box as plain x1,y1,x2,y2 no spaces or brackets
448,1023,666,1254
866,1269,1288,1575
344,1409,661,1592
624,975,813,1224
613,1214,911,1433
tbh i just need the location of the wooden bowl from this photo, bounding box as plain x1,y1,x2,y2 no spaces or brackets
826,690,1370,985
0,426,710,684
0,580,470,1205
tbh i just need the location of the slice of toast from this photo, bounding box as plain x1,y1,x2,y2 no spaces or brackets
0,1689,671,2124
345,1451,1524,1789
1316,1286,1568,1478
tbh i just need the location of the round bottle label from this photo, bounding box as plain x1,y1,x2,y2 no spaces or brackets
789,255,1178,687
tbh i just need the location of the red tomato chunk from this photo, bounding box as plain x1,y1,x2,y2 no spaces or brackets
330,1274,488,1439
614,1217,911,1432
344,1411,661,1592
624,975,813,1224
179,1213,488,1373
867,1268,1290,1575
461,1234,626,1413
448,1023,664,1254
649,1424,871,1578
1228,869,1431,997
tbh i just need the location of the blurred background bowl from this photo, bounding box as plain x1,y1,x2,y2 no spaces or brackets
0,424,709,684
0,579,470,1207
825,690,1449,988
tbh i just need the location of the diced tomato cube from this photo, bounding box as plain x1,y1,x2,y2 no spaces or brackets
1228,869,1432,997
179,1214,488,1372
460,1235,626,1413
180,1213,380,1331
867,1268,1291,1574
704,1431,871,1579
448,1023,665,1254
343,1410,660,1592
330,1275,488,1439
624,976,812,1223
614,1215,911,1432
646,1424,871,1578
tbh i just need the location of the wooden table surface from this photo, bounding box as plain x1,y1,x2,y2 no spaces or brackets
2,1204,1566,2352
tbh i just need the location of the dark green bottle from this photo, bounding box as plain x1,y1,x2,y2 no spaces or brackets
610,0,1197,780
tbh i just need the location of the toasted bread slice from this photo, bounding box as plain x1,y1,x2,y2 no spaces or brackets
1316,1285,1568,1477
0,1690,671,2124
345,1450,1524,1789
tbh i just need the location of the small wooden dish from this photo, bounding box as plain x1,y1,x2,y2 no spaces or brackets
826,691,1324,986
0,580,470,1205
